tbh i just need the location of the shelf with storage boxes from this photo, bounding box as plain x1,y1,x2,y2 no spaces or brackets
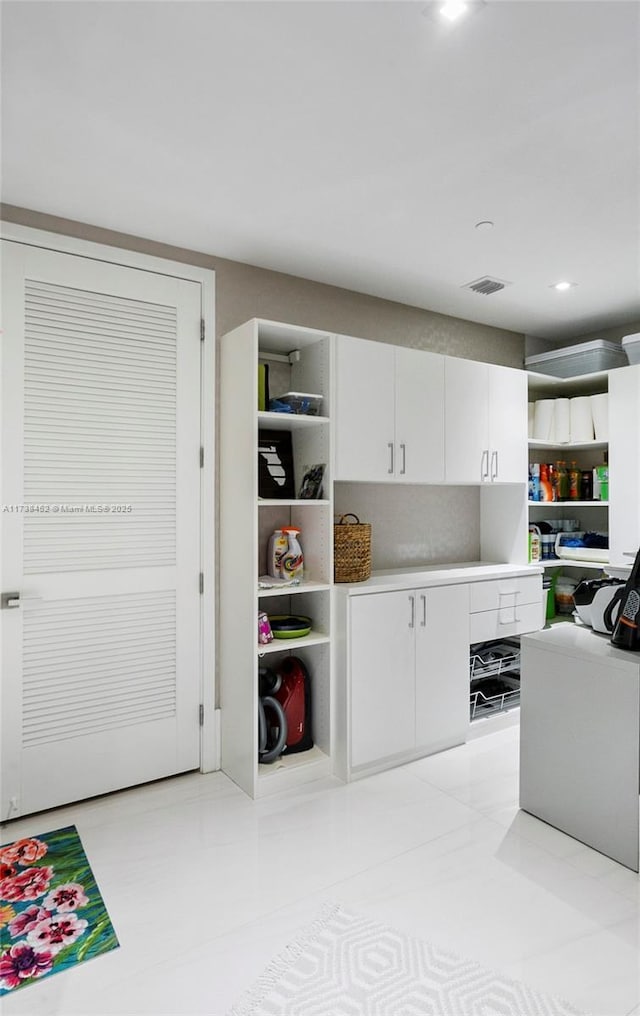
527,368,610,569
220,319,334,798
526,368,613,623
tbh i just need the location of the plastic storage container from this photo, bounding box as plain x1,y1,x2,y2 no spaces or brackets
622,333,640,365
525,340,628,378
555,577,578,615
268,392,323,415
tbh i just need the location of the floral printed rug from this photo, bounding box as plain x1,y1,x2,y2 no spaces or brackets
0,824,118,995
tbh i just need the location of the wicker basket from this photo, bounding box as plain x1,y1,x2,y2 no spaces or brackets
334,514,372,583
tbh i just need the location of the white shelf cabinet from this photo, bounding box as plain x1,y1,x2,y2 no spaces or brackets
609,364,640,568
445,358,527,483
220,319,334,798
334,335,445,483
527,370,610,581
346,583,469,774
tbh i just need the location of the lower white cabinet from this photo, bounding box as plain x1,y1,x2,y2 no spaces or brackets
415,584,470,753
468,573,543,642
349,583,469,771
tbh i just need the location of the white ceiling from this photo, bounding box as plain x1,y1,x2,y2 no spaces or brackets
2,0,639,339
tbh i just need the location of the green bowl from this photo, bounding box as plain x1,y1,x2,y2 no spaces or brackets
268,614,312,638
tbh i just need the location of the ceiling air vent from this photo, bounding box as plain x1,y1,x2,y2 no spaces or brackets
463,276,512,296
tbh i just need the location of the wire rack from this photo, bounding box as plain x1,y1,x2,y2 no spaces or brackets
469,639,521,720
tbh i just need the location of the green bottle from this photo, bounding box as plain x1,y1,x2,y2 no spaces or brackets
556,461,569,501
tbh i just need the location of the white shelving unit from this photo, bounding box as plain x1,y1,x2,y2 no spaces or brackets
220,319,334,798
527,369,611,614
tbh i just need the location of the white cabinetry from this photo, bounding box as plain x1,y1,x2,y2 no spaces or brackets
350,590,415,767
445,358,527,483
220,319,333,798
334,335,444,483
414,585,470,753
527,369,610,581
348,583,469,772
609,364,640,567
468,573,543,642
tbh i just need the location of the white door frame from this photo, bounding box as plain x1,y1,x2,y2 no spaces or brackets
0,221,217,773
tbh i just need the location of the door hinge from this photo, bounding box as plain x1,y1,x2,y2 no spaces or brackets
200,446,204,468
199,704,204,726
199,572,204,594
200,319,205,342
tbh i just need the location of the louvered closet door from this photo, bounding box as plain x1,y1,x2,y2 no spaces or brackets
1,241,202,818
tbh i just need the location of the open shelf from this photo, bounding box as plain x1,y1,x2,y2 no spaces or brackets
526,369,610,397
529,500,608,508
257,744,332,796
258,581,332,597
221,319,334,800
258,498,330,507
540,559,608,571
258,631,330,654
258,411,329,430
528,439,608,452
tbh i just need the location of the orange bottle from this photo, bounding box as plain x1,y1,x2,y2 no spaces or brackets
539,463,553,502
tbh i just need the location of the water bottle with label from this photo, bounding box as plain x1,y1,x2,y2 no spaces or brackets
280,526,304,582
267,529,288,578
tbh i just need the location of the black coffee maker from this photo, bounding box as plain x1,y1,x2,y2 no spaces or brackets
611,546,640,651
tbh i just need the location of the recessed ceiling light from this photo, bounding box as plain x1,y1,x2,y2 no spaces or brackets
440,1,468,21
475,220,494,231
551,281,577,291
422,0,485,23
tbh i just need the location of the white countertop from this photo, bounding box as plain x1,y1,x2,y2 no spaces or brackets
522,621,640,673
339,561,542,596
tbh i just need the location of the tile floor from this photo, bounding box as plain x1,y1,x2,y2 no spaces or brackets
2,723,640,1016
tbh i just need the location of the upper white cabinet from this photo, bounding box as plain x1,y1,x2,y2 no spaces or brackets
609,364,640,567
334,335,445,483
445,358,527,483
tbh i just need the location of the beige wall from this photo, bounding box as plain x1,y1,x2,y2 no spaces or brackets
529,320,640,353
1,204,525,367
1,203,527,575
569,320,640,346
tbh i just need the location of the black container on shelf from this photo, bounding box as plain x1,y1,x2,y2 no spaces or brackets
580,470,593,500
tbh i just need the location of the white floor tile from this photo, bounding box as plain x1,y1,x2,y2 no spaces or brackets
1,724,639,1016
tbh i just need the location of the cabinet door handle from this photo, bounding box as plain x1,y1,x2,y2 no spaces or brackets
420,594,427,627
481,449,489,480
400,443,406,475
409,595,415,629
388,442,394,474
498,589,520,623
490,450,498,481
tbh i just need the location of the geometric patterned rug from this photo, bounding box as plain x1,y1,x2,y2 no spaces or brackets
228,904,589,1016
0,825,119,996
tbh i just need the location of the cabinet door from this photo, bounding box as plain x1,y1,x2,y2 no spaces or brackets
334,335,395,481
488,365,528,483
415,585,470,752
444,358,489,482
350,591,416,768
609,365,640,567
395,347,445,483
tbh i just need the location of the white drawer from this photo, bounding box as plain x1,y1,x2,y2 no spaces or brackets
469,599,544,643
469,574,541,614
